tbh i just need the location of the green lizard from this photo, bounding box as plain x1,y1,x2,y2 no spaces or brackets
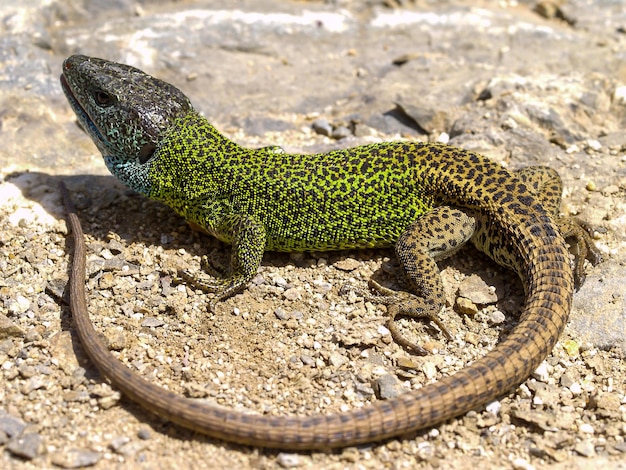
60,55,600,449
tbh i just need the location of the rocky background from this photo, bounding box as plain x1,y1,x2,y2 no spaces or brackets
0,0,624,468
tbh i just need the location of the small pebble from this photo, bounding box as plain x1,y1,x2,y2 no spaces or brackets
0,415,27,438
532,361,550,382
271,275,289,288
457,275,497,305
602,184,620,195
334,258,361,271
488,310,506,325
464,331,479,345
416,441,437,461
7,299,28,315
574,440,595,457
331,126,352,139
436,132,450,144
311,118,332,136
328,351,348,367
397,357,420,369
18,363,36,378
141,317,165,328
485,400,501,416
7,433,44,460
283,287,301,301
277,452,301,468
108,436,130,452
613,85,626,104
63,390,90,403
585,139,602,151
579,423,594,434
377,324,390,336
355,382,375,398
374,374,403,399
24,329,42,342
98,394,121,409
422,362,437,380
511,457,535,470
274,308,290,320
569,382,582,395
98,272,116,289
300,354,315,366
312,278,332,293
16,295,31,312
562,339,580,356
455,297,478,315
115,440,148,458
20,376,47,394
340,446,360,462
51,448,102,468
137,428,152,440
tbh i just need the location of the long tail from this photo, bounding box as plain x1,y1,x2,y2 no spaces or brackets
62,182,573,450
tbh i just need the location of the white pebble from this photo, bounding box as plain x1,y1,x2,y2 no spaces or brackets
485,400,501,416
569,382,582,395
579,423,594,434
613,85,626,104
585,139,602,151
276,453,300,468
532,361,550,382
436,132,450,144
271,275,288,287
511,457,535,470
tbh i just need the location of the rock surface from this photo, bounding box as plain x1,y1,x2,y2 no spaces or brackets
0,0,624,468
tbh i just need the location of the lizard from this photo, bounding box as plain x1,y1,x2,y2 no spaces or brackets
59,54,601,450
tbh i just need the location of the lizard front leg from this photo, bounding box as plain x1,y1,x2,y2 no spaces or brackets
180,213,267,311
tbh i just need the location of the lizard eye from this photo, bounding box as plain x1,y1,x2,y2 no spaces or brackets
94,90,114,107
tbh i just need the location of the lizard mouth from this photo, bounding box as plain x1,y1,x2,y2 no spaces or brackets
60,73,104,143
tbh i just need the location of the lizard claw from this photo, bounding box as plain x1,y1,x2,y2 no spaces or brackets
175,268,249,312
340,280,453,355
555,217,603,289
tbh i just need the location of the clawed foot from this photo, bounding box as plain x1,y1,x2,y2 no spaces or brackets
341,280,453,355
557,217,603,288
173,255,246,312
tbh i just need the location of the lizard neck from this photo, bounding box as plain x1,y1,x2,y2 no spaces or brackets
145,112,248,209
103,111,240,198
104,153,153,196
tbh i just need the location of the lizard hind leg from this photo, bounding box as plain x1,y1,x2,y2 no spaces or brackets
515,166,564,214
554,216,602,288
349,206,476,355
515,166,602,286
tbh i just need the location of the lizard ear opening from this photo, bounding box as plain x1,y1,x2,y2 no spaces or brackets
138,143,156,164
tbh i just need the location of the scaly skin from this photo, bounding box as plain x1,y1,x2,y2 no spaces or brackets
60,55,600,449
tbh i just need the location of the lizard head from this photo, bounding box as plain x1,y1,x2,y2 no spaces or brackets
60,55,192,191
